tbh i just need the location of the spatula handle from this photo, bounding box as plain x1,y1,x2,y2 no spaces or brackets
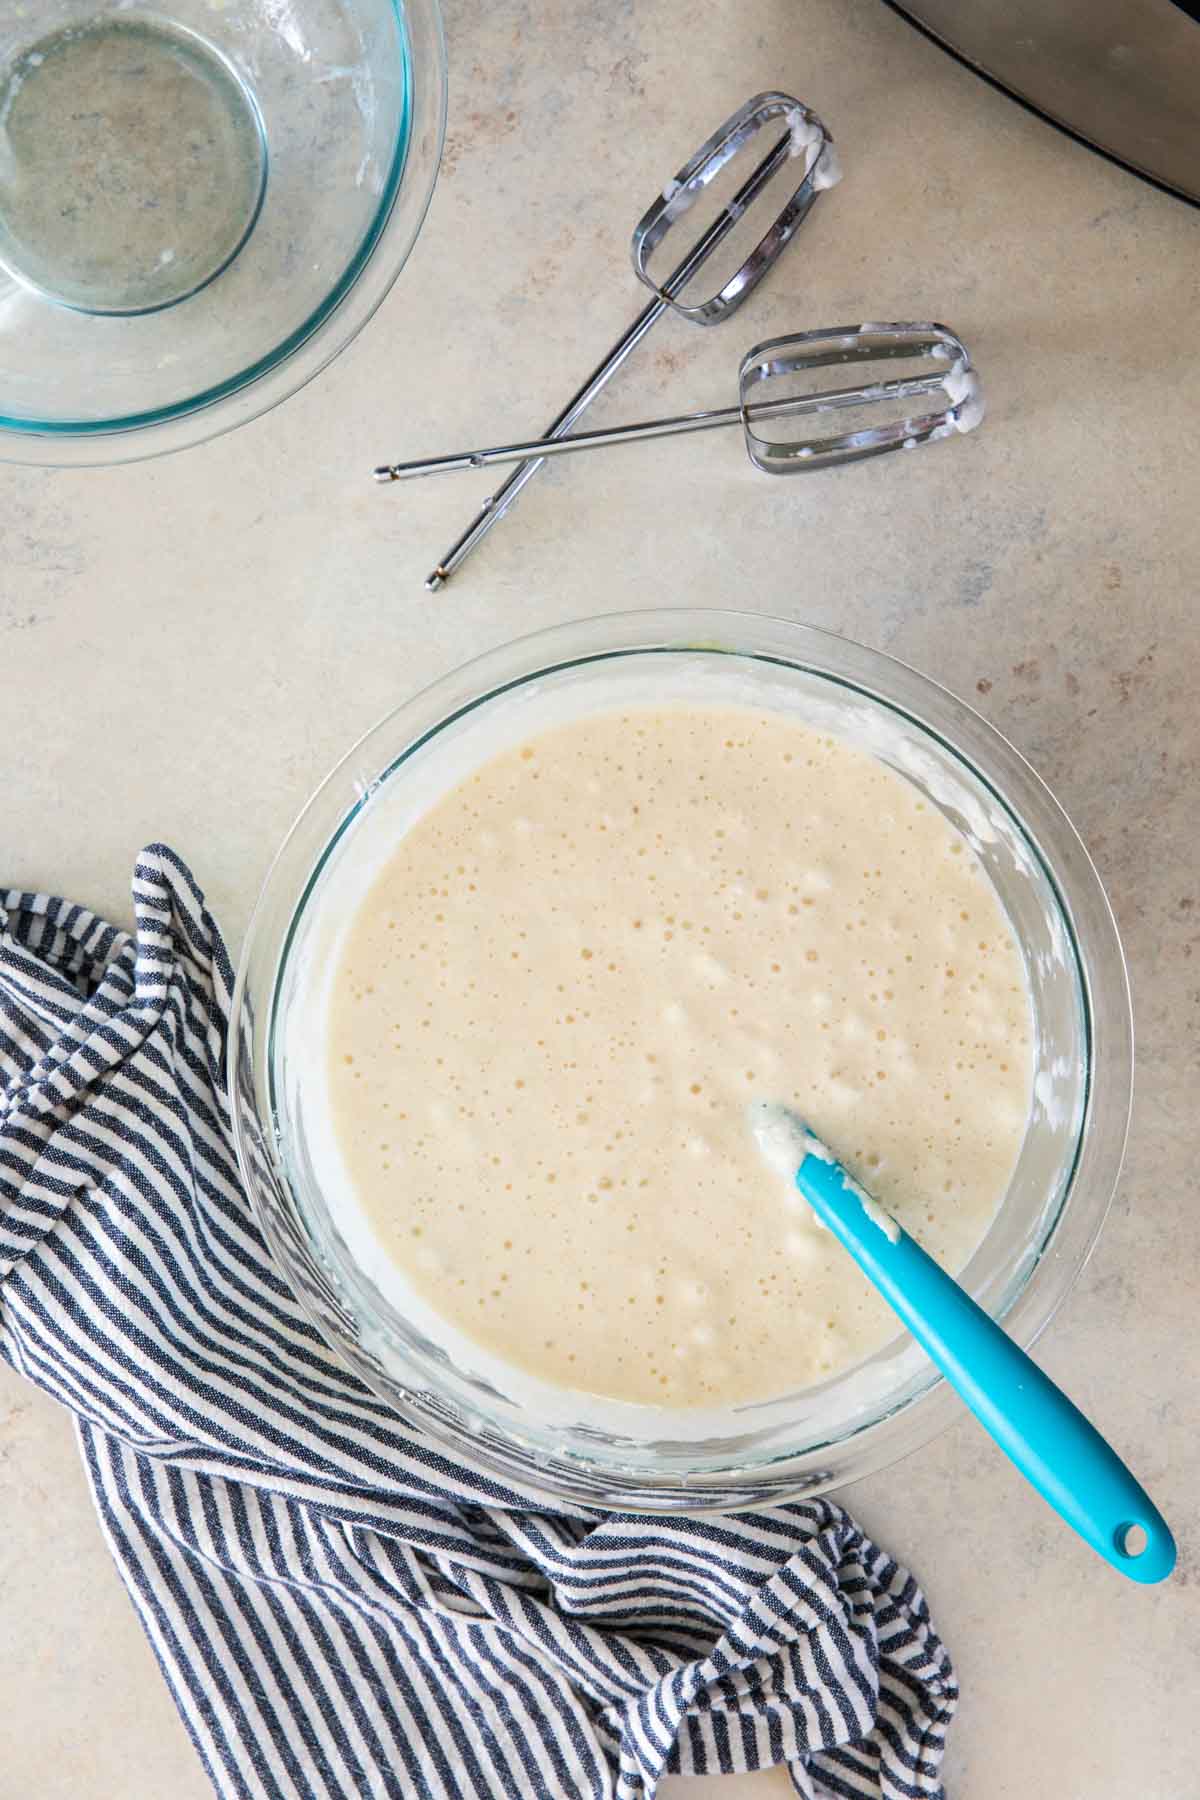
797,1151,1176,1585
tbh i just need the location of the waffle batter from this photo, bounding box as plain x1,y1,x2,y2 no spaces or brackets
323,706,1033,1408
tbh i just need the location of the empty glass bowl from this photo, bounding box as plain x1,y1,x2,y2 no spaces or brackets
230,610,1133,1512
0,0,445,464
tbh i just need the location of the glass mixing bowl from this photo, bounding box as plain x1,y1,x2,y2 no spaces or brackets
230,610,1133,1511
0,0,445,464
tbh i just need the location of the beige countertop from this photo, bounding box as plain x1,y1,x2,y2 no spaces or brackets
2,0,1198,1795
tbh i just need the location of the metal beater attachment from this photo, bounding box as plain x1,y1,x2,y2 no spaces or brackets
739,323,983,470
631,93,841,325
373,324,982,484
387,91,839,591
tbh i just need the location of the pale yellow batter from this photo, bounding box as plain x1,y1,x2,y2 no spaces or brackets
324,706,1033,1408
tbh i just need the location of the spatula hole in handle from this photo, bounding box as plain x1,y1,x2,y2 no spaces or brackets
1117,1522,1149,1558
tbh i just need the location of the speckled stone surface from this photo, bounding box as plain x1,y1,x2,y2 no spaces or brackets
1,1,1198,1795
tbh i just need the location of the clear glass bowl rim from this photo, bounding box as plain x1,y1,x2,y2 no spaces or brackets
0,0,447,466
229,608,1134,1512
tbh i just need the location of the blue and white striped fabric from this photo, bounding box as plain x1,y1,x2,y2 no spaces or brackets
0,846,956,1800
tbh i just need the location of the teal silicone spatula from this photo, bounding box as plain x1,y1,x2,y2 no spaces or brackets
751,1102,1176,1585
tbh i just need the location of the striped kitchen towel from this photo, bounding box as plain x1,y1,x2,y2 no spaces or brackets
0,846,956,1800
